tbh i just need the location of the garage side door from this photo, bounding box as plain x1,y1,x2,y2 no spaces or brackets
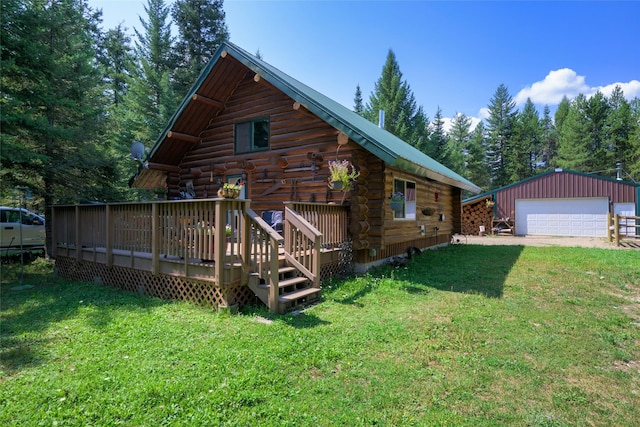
515,198,609,237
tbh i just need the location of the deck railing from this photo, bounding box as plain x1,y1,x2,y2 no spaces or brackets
285,202,349,249
51,199,351,310
51,199,248,280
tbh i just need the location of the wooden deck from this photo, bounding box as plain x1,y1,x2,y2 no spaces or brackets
51,199,350,313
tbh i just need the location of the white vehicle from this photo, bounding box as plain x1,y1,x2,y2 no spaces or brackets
0,206,46,257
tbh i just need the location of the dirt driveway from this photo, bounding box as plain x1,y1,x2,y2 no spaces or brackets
463,234,633,249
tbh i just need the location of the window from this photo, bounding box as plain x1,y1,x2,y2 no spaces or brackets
393,178,416,220
235,117,269,153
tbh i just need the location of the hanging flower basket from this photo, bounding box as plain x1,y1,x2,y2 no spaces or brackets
390,200,404,212
218,182,243,199
327,159,359,191
389,191,405,212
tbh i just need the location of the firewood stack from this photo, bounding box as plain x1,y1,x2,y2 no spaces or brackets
462,199,493,236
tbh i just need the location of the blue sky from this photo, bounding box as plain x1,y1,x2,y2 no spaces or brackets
90,0,640,130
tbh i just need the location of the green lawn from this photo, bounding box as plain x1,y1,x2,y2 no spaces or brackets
1,245,639,426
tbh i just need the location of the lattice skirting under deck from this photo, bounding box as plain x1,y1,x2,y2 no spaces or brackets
54,257,255,308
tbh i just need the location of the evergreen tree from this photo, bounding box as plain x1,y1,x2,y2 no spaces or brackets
554,96,570,136
171,0,229,99
428,107,448,164
412,106,431,156
99,23,134,107
628,98,640,181
98,23,148,201
509,98,541,181
485,84,516,187
0,0,118,209
585,91,612,174
539,105,558,170
445,113,471,175
127,0,176,146
353,84,364,114
555,94,592,171
363,50,427,147
606,86,633,175
464,121,490,193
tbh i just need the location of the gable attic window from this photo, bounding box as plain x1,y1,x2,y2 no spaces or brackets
393,178,416,220
235,117,270,153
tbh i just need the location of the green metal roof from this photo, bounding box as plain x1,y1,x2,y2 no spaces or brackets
150,41,481,193
462,168,640,204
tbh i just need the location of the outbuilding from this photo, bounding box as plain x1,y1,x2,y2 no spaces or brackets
462,169,640,237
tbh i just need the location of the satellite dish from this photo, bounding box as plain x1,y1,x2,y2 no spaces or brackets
130,141,146,161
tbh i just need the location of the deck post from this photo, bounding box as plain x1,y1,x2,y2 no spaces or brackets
614,214,620,247
214,200,225,290
51,206,57,259
241,201,251,286
607,212,612,243
106,205,113,267
312,234,321,288
268,236,279,313
75,205,81,262
151,203,159,274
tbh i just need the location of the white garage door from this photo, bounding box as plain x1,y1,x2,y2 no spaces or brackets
515,198,609,237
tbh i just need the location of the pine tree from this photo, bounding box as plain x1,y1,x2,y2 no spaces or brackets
0,0,118,209
585,91,612,175
428,107,448,164
606,86,633,175
464,121,490,193
98,22,149,201
445,113,471,175
554,96,570,135
509,98,541,181
539,105,558,170
353,84,364,114
555,94,592,171
127,0,176,146
99,23,134,107
363,50,427,147
485,84,517,187
171,0,229,99
628,98,640,181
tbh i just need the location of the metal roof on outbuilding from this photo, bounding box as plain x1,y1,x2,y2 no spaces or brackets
463,168,640,219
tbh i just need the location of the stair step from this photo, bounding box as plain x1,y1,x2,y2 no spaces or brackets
278,287,321,303
278,276,309,289
278,266,297,275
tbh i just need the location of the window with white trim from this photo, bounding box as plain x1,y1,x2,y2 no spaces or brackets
393,178,416,219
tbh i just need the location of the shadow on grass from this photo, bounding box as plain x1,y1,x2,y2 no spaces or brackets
0,260,167,375
327,245,525,304
403,244,525,298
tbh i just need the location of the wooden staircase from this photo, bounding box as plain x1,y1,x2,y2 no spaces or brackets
248,258,321,314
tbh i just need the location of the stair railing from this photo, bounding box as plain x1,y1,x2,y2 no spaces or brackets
243,208,284,310
282,206,322,288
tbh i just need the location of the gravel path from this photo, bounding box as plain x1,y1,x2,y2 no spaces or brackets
461,234,632,249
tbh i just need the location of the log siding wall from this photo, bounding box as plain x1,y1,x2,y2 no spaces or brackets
165,71,462,264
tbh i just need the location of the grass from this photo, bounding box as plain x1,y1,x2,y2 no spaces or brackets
1,245,639,426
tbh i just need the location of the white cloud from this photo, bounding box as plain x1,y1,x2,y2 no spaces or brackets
514,68,640,106
441,113,482,134
592,80,640,99
514,68,589,105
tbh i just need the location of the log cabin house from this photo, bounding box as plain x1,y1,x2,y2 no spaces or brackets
51,42,480,313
